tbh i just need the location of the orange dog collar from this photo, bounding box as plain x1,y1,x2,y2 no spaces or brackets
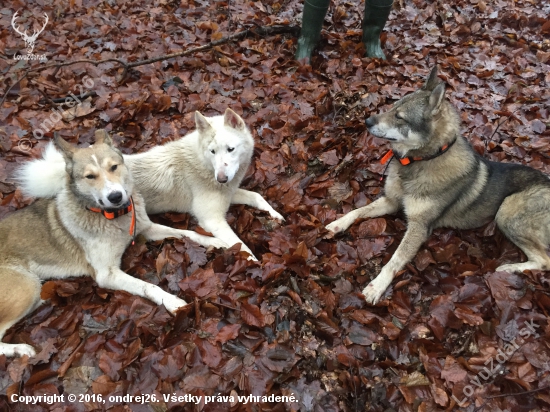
381,139,456,166
87,197,136,244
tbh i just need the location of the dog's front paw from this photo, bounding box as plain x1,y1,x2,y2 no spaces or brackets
326,218,348,234
163,296,188,314
495,262,538,273
185,233,228,249
10,344,36,358
269,210,285,221
207,237,229,249
16,344,36,357
362,274,393,305
495,264,517,273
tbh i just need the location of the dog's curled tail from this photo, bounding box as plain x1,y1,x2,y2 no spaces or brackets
15,142,66,198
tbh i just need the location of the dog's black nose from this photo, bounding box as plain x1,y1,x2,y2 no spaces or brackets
365,116,376,128
108,191,123,204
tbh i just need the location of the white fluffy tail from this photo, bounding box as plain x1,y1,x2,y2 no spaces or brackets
15,142,66,198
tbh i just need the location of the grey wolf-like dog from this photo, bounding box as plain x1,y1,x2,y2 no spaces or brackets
327,66,550,304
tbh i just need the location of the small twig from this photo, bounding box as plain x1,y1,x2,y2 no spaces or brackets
471,338,524,412
35,86,55,108
194,297,201,328
472,385,550,412
57,333,89,377
45,91,97,104
338,329,360,412
333,155,353,176
348,364,359,412
486,385,550,400
211,301,240,311
32,80,60,91
495,35,549,52
485,114,511,150
484,85,521,153
227,0,235,31
332,105,345,123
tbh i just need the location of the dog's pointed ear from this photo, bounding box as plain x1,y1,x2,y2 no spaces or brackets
195,111,213,135
427,83,446,117
54,133,75,162
94,129,113,146
224,108,245,131
424,65,440,91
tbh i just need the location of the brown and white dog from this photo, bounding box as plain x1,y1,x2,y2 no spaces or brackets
1,131,222,357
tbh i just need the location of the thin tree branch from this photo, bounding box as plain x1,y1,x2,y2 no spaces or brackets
486,385,550,400
35,86,55,107
0,25,300,107
472,385,550,412
120,25,299,80
484,114,511,153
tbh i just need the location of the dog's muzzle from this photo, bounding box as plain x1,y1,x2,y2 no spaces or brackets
365,116,377,128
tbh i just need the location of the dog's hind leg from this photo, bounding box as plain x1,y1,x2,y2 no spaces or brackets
141,223,228,249
231,189,284,221
0,268,41,357
326,196,400,234
495,188,550,273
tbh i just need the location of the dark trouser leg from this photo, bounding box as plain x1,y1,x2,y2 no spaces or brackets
295,0,331,62
362,0,393,59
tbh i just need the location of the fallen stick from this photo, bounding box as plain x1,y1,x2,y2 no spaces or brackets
1,25,300,107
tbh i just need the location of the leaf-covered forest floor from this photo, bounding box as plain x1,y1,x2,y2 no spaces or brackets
1,0,550,411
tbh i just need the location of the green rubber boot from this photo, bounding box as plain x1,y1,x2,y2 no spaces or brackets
295,0,331,62
362,0,393,59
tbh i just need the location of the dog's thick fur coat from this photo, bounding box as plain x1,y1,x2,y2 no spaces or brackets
0,132,206,357
17,109,283,260
327,66,550,304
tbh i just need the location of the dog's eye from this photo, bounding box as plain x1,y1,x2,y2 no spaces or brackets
110,165,118,172
228,147,234,152
395,112,404,120
85,174,96,180
210,149,215,154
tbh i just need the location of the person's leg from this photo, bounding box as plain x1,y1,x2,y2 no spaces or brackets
362,0,393,59
295,0,331,62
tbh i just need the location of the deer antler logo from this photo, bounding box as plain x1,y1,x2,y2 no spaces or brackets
11,11,48,54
